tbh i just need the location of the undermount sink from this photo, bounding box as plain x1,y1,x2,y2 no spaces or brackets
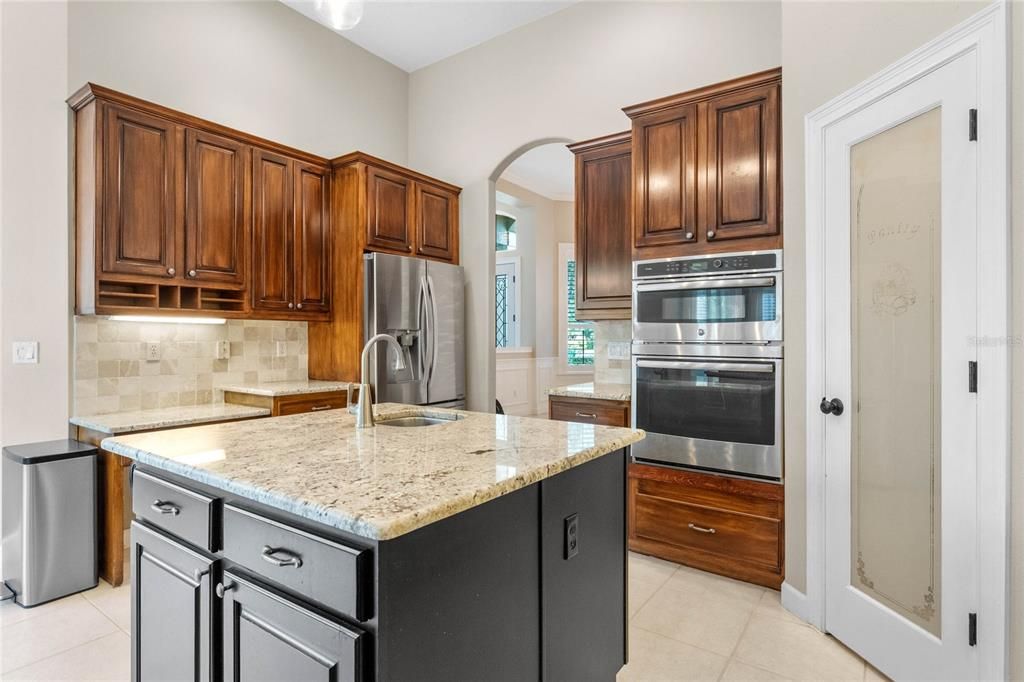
377,415,462,428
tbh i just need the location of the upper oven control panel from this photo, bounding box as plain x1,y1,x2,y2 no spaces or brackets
634,250,782,279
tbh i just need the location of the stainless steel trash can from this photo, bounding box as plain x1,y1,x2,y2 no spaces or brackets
2,439,98,606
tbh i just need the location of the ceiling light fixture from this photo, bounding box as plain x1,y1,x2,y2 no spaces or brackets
107,315,227,325
316,0,364,31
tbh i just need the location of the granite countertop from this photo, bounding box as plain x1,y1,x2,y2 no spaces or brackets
548,382,632,402
71,403,271,435
102,403,645,541
218,379,352,397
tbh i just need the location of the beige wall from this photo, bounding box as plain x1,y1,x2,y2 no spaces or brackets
783,2,1023,677
410,1,781,410
68,1,408,162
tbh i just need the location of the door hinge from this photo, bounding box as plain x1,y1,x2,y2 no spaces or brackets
968,361,978,393
969,109,978,141
969,612,978,646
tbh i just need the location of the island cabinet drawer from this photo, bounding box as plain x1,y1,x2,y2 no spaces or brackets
548,396,629,427
132,469,218,551
222,504,372,622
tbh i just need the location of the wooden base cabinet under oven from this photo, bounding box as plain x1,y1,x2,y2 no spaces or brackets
628,462,784,589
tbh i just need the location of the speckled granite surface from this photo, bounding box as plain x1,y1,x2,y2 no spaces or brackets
548,382,632,402
71,403,271,435
219,379,351,397
102,403,645,541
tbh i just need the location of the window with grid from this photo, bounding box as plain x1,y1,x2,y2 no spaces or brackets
560,244,594,369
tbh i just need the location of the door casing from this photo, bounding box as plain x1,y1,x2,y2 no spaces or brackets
795,4,1009,680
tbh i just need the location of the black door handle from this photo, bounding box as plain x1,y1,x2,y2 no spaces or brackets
820,397,844,416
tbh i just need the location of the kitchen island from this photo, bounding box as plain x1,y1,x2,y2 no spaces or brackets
103,404,644,682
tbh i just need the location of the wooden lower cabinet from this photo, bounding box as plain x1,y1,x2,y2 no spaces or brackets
548,395,630,427
628,462,784,589
223,388,353,417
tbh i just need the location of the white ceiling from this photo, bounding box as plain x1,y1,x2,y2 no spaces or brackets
282,1,575,73
500,143,575,202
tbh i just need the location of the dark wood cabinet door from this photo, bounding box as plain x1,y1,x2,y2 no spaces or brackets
365,165,413,254
704,82,780,243
185,129,248,287
102,104,180,278
221,571,364,682
131,522,213,682
413,182,458,262
294,162,331,314
252,149,294,312
632,104,698,250
572,135,632,318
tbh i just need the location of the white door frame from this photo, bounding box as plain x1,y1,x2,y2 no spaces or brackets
495,255,522,348
798,3,1009,679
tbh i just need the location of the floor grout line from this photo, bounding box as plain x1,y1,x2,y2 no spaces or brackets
4,629,128,678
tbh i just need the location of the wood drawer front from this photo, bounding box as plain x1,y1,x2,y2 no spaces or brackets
132,469,217,551
633,493,781,571
276,391,349,416
221,504,371,621
636,477,779,519
549,397,629,427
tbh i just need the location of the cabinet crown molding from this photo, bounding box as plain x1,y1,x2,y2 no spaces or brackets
68,82,329,167
330,151,462,194
623,67,782,119
567,131,631,155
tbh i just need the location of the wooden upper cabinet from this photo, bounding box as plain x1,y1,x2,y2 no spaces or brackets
631,104,698,250
365,165,414,254
252,149,294,313
569,132,633,320
185,129,248,287
625,68,782,257
705,82,780,243
294,162,331,315
414,182,459,262
102,104,180,279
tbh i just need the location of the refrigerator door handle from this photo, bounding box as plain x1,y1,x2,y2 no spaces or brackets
418,276,428,377
426,274,439,384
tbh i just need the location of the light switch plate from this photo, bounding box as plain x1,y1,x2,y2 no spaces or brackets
607,341,630,361
215,340,230,360
275,341,287,357
12,341,39,364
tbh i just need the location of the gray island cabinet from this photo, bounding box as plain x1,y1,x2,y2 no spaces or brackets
103,404,645,682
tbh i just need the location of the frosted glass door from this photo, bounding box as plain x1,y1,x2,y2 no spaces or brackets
821,47,978,680
849,108,941,636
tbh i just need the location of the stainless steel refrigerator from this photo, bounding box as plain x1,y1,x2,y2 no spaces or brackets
364,252,466,408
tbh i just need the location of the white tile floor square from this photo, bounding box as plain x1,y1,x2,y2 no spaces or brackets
0,553,881,681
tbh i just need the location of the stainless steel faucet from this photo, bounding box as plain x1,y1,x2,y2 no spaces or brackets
355,333,407,428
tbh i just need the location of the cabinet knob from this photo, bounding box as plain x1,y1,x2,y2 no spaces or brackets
167,267,176,276
215,580,237,599
685,232,694,240
707,230,716,239
188,269,197,278
296,303,303,310
288,302,295,309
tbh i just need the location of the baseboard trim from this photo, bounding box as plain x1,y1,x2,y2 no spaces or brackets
781,581,821,630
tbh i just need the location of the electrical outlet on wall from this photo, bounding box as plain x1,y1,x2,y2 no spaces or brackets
607,342,630,361
145,343,161,362
275,341,287,357
215,340,230,360
12,341,39,364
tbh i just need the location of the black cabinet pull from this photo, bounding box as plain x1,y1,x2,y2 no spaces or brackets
819,397,844,416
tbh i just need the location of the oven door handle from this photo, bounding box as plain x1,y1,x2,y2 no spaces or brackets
635,360,775,373
634,276,776,292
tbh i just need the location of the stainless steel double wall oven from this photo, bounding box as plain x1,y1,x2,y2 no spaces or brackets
631,250,783,481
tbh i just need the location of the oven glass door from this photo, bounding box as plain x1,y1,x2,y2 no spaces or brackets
632,357,782,479
633,275,781,343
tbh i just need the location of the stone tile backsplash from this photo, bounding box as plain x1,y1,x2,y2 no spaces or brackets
593,320,631,384
73,317,308,416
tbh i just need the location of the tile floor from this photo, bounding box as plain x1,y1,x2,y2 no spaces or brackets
0,553,880,681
